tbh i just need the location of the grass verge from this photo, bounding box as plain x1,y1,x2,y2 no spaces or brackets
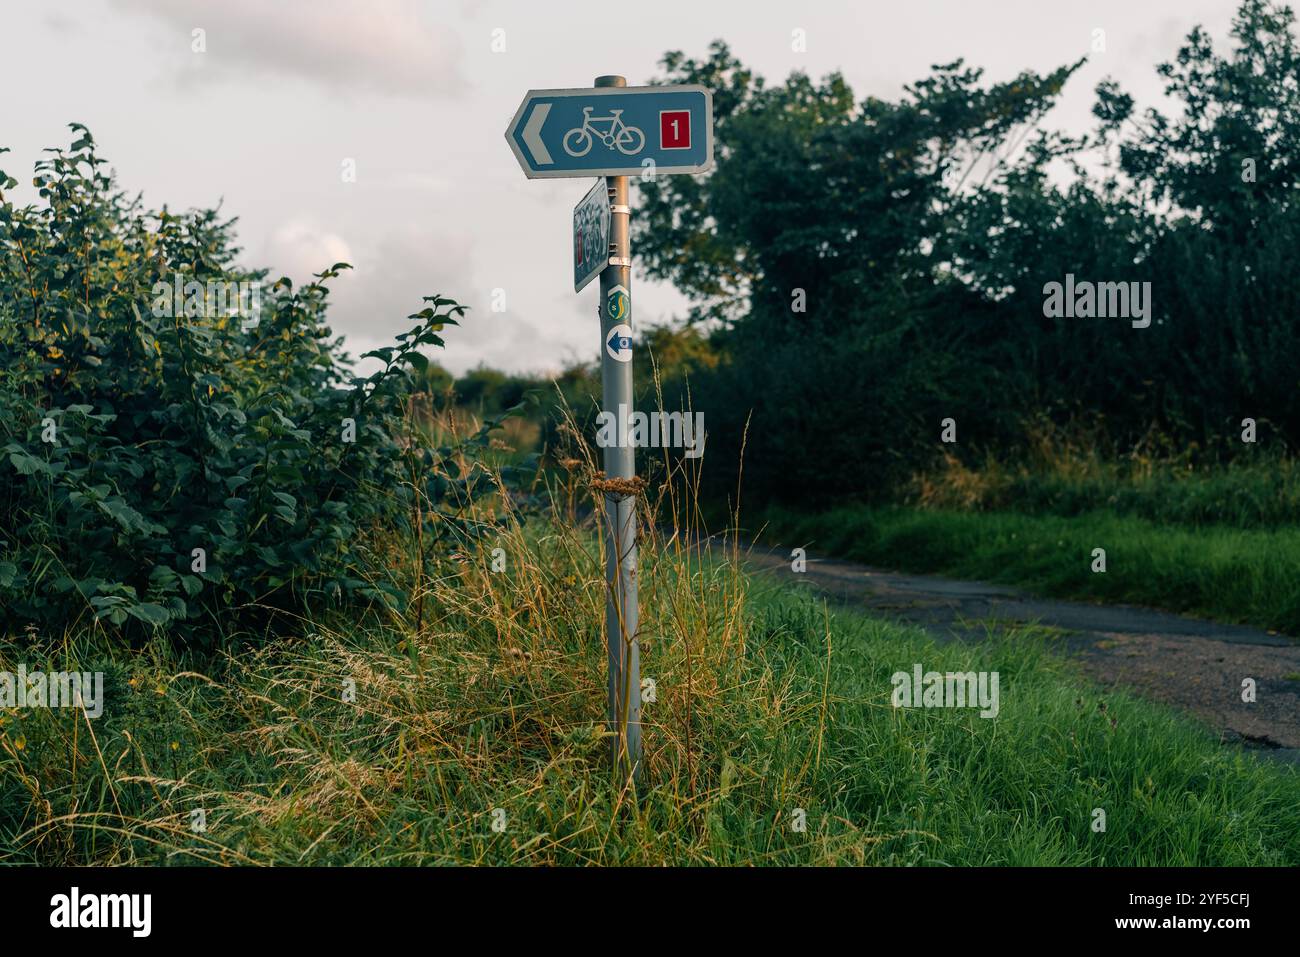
759,504,1300,636
3,512,1296,865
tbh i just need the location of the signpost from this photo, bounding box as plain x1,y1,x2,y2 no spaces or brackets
506,84,713,178
507,76,713,783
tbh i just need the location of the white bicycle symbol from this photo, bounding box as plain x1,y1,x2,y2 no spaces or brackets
563,107,646,157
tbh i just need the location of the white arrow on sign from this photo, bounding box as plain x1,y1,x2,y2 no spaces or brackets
523,103,552,166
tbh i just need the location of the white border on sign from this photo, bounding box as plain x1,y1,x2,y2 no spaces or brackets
505,84,714,180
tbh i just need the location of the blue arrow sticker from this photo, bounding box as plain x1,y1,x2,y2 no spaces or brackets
606,324,633,363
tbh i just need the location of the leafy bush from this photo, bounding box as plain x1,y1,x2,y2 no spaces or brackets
0,127,497,644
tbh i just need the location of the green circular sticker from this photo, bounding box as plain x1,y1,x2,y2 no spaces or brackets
606,284,629,321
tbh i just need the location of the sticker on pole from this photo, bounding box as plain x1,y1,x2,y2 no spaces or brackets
573,179,611,292
606,324,633,362
606,283,629,321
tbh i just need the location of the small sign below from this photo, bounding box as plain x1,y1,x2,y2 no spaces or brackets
573,179,611,292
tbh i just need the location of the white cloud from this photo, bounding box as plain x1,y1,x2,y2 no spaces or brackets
314,224,476,364
110,0,464,98
262,221,356,285
295,223,577,376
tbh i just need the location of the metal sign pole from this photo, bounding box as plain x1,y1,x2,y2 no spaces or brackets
595,73,640,782
508,72,712,784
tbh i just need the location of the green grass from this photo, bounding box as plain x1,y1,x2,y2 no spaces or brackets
2,516,1296,866
759,504,1300,636
909,452,1300,529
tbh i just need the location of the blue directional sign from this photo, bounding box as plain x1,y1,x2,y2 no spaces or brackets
506,84,713,179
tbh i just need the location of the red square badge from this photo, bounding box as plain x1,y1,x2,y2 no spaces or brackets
660,110,691,150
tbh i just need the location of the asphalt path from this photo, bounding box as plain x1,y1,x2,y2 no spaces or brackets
724,535,1300,765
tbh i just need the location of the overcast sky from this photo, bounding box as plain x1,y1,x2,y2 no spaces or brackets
2,0,1237,375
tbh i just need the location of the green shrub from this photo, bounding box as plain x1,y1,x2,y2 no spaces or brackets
0,127,500,645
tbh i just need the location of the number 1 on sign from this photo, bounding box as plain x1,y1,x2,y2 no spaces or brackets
660,110,691,150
